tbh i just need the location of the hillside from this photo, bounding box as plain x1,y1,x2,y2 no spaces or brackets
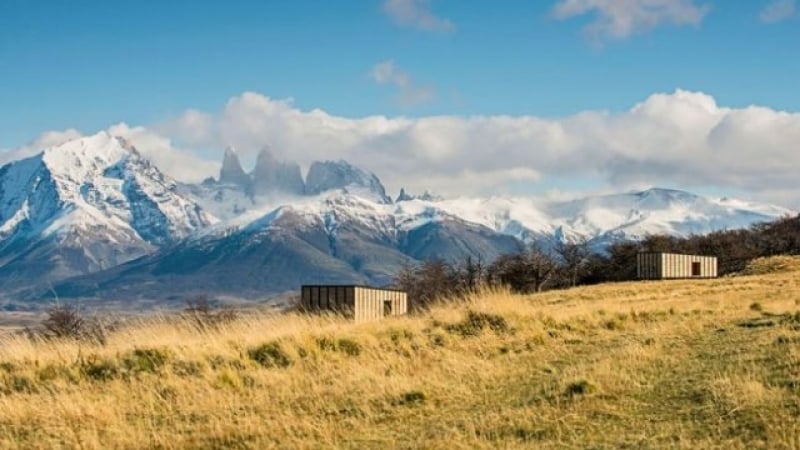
0,259,799,448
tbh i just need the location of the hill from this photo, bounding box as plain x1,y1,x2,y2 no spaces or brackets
0,258,798,448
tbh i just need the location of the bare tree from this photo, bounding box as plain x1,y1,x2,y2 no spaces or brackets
42,303,85,339
488,241,558,293
555,236,591,287
527,242,558,292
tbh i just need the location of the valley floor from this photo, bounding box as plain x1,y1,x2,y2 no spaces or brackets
0,259,799,448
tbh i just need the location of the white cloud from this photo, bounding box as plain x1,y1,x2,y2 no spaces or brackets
106,123,219,183
154,89,800,208
370,60,435,106
0,125,218,183
0,129,82,164
552,0,711,42
6,90,800,208
383,0,455,32
760,0,796,23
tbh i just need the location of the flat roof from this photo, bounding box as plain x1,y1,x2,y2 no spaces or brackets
300,285,407,293
637,252,717,258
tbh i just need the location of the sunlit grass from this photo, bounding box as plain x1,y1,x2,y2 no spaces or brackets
0,257,799,448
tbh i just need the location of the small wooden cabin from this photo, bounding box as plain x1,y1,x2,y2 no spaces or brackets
637,252,718,280
300,285,408,321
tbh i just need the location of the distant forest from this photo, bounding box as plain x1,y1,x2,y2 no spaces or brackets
394,214,800,309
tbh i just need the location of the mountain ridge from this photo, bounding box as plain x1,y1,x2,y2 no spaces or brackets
0,131,792,303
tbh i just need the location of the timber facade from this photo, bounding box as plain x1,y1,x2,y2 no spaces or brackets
300,285,408,321
637,252,718,280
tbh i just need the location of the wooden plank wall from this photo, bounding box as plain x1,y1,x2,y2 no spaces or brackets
302,286,408,321
353,287,409,322
637,253,718,279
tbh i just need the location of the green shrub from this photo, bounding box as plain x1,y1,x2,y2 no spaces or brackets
314,337,361,357
121,348,171,374
336,338,361,357
248,342,292,368
445,311,509,337
3,375,37,394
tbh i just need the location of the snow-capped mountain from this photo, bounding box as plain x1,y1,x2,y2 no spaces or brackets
49,185,791,302
0,131,792,302
0,132,214,290
403,187,791,246
305,160,392,204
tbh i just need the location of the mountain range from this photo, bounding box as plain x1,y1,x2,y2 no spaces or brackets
0,132,792,306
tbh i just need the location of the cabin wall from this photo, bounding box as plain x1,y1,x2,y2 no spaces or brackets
637,253,718,280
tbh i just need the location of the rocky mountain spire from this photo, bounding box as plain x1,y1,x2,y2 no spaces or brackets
250,147,305,196
218,146,250,188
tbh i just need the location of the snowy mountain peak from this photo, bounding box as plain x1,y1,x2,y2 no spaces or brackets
305,160,391,204
0,132,216,285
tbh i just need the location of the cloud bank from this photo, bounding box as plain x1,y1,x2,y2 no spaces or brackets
5,90,800,208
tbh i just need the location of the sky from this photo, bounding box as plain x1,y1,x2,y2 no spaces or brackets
1,0,799,207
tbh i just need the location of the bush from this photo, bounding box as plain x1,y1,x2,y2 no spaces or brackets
42,303,85,339
445,311,509,337
315,337,362,357
563,380,597,397
248,342,292,368
121,348,171,374
395,390,426,406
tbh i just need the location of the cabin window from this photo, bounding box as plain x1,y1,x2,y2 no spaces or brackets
384,300,392,316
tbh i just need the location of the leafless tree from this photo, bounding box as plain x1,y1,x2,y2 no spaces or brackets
555,236,591,287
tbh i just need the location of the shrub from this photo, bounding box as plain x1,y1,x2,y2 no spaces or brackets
563,380,597,397
335,338,361,357
121,348,171,374
248,342,292,368
42,303,85,339
749,302,763,312
315,337,362,357
445,311,509,337
395,390,426,406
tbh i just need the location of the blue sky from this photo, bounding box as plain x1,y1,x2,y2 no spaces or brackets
1,0,799,206
1,0,797,148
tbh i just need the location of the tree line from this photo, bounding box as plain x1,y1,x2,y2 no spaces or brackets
394,214,800,310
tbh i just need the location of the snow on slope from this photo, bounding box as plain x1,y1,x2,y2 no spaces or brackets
0,132,216,276
196,186,792,250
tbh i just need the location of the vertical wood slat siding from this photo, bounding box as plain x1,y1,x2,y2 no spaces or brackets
302,285,408,321
637,253,718,279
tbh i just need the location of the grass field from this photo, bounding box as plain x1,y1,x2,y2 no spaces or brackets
0,257,799,449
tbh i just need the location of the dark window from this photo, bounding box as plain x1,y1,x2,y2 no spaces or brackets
384,300,392,316
691,262,701,277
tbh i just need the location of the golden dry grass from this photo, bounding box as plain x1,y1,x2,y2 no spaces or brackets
1,257,799,449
